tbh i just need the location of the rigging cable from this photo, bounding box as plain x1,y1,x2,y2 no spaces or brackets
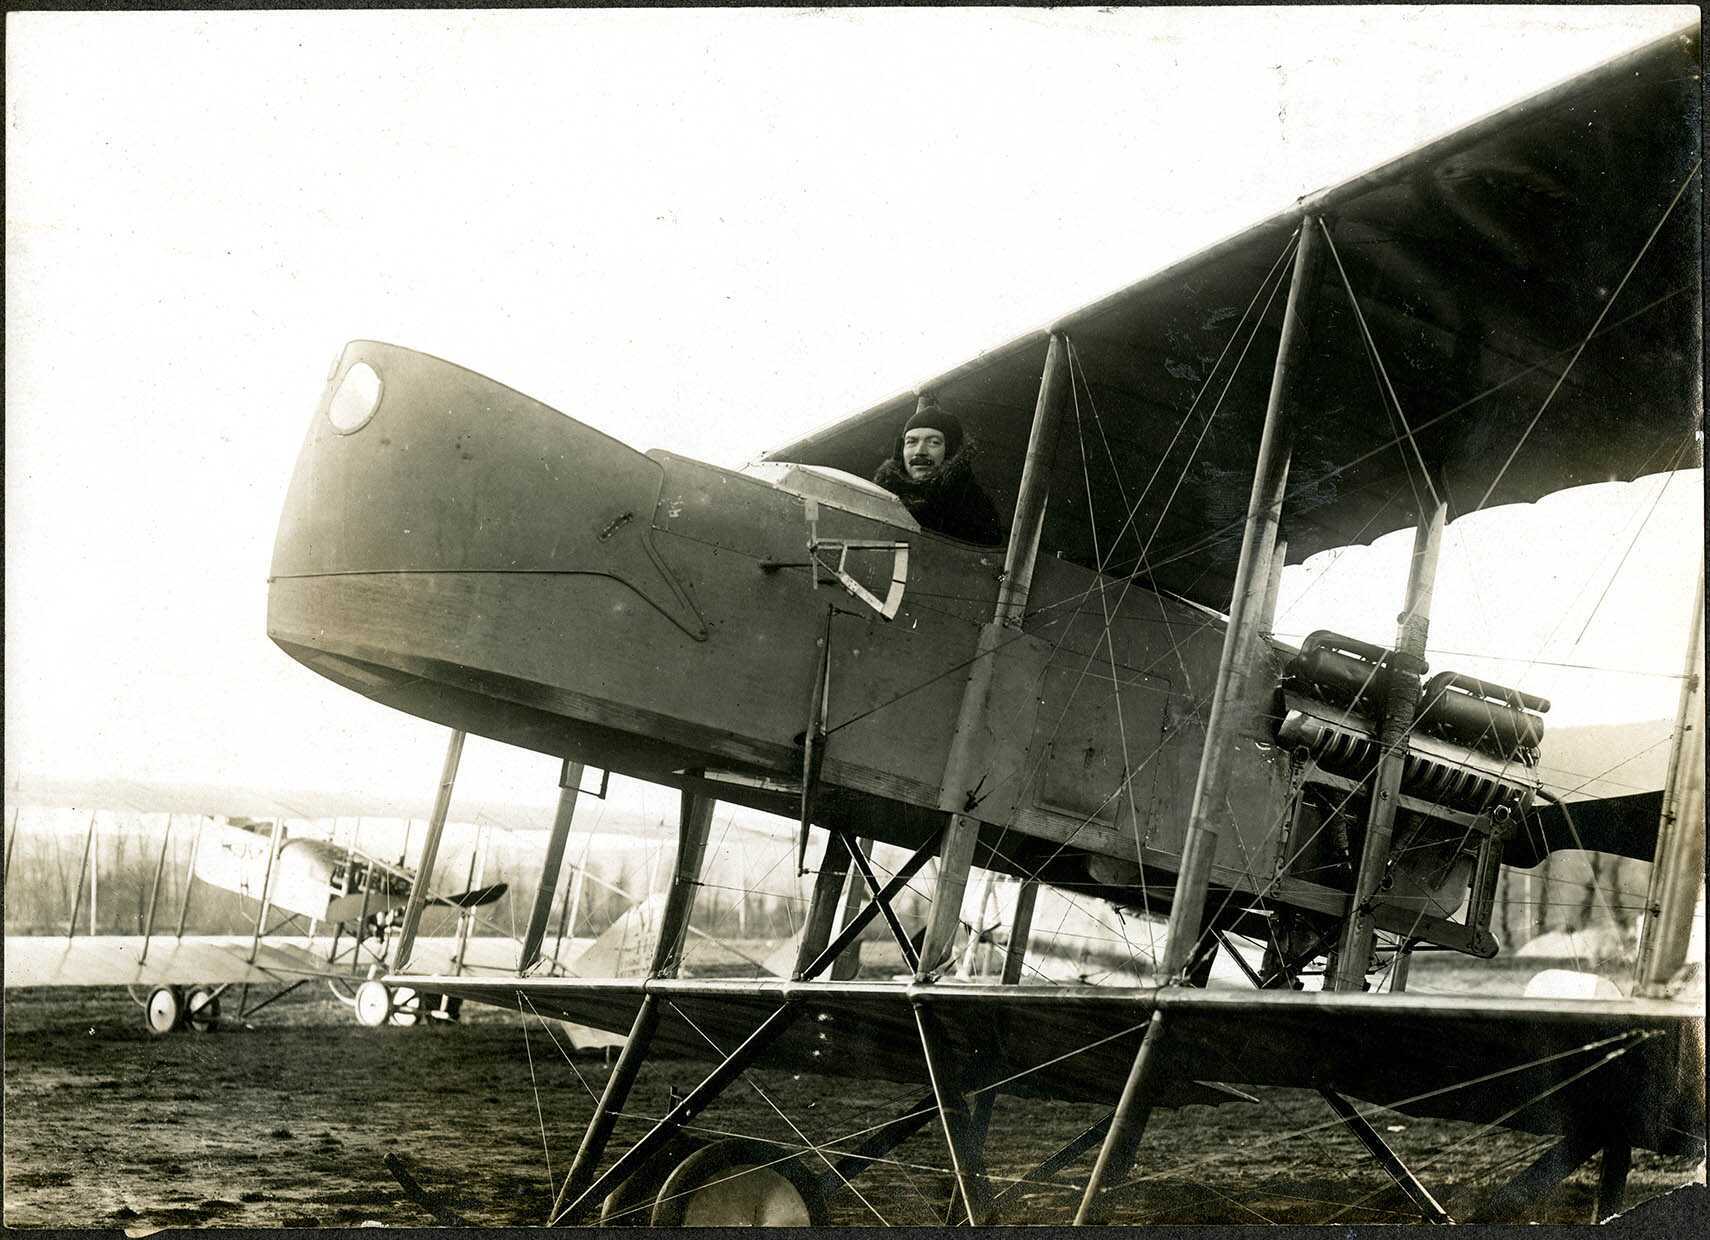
1474,159,1702,516
1318,218,1441,511
1137,279,1698,581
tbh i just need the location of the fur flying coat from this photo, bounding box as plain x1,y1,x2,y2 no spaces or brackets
873,438,1003,546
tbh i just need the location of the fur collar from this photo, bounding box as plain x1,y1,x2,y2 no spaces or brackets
872,438,982,500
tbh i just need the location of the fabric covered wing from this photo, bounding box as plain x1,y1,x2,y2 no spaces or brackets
3,935,335,988
400,975,1703,1155
1508,789,1666,868
3,934,530,988
763,28,1702,613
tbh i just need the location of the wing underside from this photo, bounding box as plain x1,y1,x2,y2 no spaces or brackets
763,28,1702,614
401,974,1704,1156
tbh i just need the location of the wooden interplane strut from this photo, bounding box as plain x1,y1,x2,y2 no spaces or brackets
1331,497,1447,990
1318,1085,1453,1223
519,759,584,972
1160,219,1322,980
1635,564,1705,996
393,728,465,970
915,1002,996,1225
918,331,1069,977
551,785,716,1217
1073,1008,1169,1224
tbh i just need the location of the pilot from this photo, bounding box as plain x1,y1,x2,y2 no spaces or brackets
873,394,1003,545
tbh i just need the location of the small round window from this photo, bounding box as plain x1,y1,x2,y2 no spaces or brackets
328,361,383,434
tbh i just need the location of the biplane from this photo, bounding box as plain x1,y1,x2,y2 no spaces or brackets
2,776,809,1039
2,782,519,1033
266,26,1704,1226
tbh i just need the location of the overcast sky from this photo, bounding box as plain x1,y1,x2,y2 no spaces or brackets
5,6,1700,818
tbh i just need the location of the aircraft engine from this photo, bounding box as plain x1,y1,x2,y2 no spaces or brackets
1270,630,1548,958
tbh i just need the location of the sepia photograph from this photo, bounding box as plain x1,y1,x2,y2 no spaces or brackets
5,5,1704,1229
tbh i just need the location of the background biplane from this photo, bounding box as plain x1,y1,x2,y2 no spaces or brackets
2,772,857,1037
2,779,526,1032
264,26,1703,1226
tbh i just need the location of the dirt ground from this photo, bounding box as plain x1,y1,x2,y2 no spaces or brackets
3,984,1702,1229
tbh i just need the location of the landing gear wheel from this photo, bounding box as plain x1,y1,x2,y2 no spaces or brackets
354,979,393,1028
145,985,184,1035
388,986,422,1027
185,987,221,1033
650,1139,827,1227
599,1136,706,1226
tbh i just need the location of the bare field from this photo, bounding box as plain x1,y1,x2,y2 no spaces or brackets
4,985,1702,1228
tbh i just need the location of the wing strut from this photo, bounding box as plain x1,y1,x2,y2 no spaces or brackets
915,1002,996,1225
137,815,174,966
550,786,716,1220
792,827,855,978
245,818,285,965
918,331,1069,977
1074,1009,1169,1224
1318,1086,1453,1223
829,836,874,981
65,811,97,938
1160,218,1323,980
1467,1127,1606,1223
1329,495,1447,990
519,759,584,972
174,816,204,938
392,728,466,971
1635,562,1705,996
840,828,920,972
557,1003,803,1224
813,1091,940,1193
2,807,19,897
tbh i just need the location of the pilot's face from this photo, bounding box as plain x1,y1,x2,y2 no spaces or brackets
902,428,948,481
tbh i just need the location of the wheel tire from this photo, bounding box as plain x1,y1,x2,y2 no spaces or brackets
145,985,184,1036
388,986,422,1027
354,979,393,1028
598,1136,705,1226
650,1138,827,1227
185,987,221,1033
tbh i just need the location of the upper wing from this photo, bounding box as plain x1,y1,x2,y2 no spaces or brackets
400,974,1703,1156
763,27,1702,613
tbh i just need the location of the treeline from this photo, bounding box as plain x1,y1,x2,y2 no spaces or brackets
1490,851,1654,957
1,808,839,941
5,806,1645,958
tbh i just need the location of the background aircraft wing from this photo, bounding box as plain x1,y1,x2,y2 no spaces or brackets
763,28,1701,613
399,974,1702,1155
4,934,337,988
1508,789,1666,867
4,934,539,988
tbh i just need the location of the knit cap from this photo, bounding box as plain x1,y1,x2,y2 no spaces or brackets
903,394,963,458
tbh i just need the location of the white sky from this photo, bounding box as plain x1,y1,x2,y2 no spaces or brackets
5,6,1701,816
